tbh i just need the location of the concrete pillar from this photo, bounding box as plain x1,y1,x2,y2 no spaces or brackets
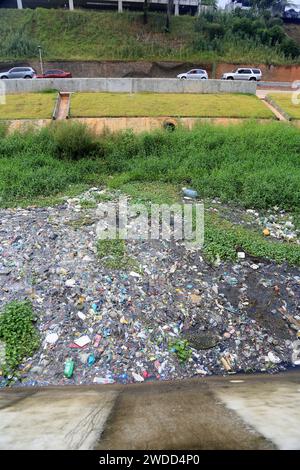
197,0,201,16
175,1,179,16
118,0,123,12
17,0,23,9
69,0,74,10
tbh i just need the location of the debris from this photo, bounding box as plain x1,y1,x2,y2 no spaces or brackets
132,372,144,382
64,358,74,378
45,333,59,345
267,351,281,364
182,188,198,199
220,357,232,371
74,335,91,348
263,228,270,237
93,334,101,348
0,187,298,388
93,377,115,384
87,353,95,366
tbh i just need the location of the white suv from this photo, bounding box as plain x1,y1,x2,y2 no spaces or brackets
222,68,262,81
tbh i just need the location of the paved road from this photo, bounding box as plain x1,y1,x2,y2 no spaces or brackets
0,370,299,450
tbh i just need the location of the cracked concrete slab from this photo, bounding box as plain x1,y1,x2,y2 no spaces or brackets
214,379,300,450
0,389,118,450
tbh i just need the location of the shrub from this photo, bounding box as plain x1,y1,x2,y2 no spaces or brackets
47,122,99,161
3,30,38,58
0,300,40,374
280,38,300,59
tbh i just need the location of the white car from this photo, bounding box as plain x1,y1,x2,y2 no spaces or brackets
177,69,208,80
222,68,262,81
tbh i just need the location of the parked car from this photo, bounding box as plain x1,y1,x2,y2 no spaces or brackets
221,68,262,81
0,67,36,79
177,69,208,80
36,70,72,79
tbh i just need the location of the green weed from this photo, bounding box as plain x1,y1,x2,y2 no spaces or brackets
0,301,40,375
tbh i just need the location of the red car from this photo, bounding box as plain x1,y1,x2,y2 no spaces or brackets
36,69,72,78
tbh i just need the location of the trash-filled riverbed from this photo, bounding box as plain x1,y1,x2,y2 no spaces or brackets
0,188,299,387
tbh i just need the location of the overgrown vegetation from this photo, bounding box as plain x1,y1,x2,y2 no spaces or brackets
1,121,300,264
96,239,139,270
0,8,299,64
0,301,40,375
194,9,300,61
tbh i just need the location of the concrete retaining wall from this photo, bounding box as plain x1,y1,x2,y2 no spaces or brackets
2,78,256,94
4,116,276,135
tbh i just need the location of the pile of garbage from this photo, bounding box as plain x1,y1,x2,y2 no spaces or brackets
209,199,300,243
0,188,299,387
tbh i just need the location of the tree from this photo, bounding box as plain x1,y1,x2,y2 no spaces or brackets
251,0,297,14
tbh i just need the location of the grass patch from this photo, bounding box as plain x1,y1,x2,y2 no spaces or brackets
0,93,56,120
0,301,40,375
268,93,300,120
80,199,97,209
115,182,180,206
204,213,300,265
96,239,139,270
66,215,95,229
71,93,274,119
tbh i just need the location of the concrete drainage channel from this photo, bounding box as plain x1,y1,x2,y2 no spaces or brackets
0,371,300,450
52,92,71,121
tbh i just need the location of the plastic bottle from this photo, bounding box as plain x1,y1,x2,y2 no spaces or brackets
182,188,198,198
93,377,115,384
87,353,95,367
64,358,74,378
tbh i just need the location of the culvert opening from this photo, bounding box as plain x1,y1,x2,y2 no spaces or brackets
163,120,177,131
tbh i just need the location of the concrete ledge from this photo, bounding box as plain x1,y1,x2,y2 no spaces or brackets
2,116,275,134
1,78,257,95
264,95,292,121
1,372,300,450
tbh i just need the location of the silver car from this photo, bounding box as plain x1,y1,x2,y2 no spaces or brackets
177,69,208,80
222,68,262,81
0,67,36,79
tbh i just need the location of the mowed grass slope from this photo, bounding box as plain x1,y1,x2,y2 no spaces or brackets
0,93,56,120
268,93,300,120
71,93,274,119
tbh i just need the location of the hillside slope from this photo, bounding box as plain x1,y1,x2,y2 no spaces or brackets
285,23,300,46
0,8,298,64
